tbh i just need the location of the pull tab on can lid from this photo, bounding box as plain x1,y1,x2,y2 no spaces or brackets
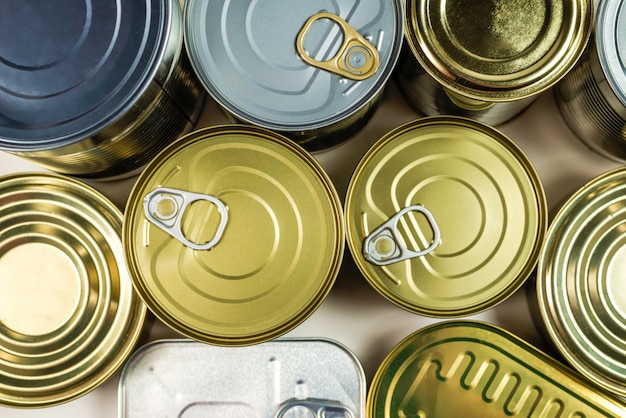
296,12,380,81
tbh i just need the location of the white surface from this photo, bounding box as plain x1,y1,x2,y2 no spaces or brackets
0,80,621,416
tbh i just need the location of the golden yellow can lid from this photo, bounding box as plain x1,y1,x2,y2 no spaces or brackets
345,116,546,316
123,125,344,346
404,0,593,101
0,173,146,407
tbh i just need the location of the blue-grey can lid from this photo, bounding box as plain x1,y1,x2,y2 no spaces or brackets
0,0,173,151
597,0,626,107
184,0,403,132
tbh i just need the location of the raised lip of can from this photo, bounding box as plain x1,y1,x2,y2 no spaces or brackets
0,172,147,408
403,0,594,102
122,124,345,346
367,320,626,417
596,0,626,109
0,0,176,152
182,0,404,133
536,166,626,398
118,337,367,417
344,115,547,317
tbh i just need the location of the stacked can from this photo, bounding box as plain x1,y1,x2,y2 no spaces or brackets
398,0,593,125
0,0,204,179
183,0,403,150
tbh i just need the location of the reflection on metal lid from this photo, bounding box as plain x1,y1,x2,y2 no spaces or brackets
597,0,626,107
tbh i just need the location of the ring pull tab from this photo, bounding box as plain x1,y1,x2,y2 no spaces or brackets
143,187,228,251
363,205,441,266
275,398,353,418
296,12,380,81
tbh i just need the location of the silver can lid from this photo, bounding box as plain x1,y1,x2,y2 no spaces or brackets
184,0,402,132
0,0,174,151
597,0,626,107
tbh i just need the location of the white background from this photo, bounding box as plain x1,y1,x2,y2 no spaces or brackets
0,79,621,416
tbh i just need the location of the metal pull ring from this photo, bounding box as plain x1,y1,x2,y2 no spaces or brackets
363,205,441,266
143,187,228,251
296,12,380,81
275,398,353,418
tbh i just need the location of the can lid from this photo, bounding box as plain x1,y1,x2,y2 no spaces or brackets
597,0,626,107
183,0,402,132
404,0,593,101
123,125,344,346
368,321,626,417
345,116,546,316
0,173,146,407
0,0,173,150
537,167,626,397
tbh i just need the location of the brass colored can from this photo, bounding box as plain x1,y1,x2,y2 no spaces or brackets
398,0,593,125
0,173,146,407
368,321,626,417
536,167,626,398
0,0,205,179
123,125,344,346
345,116,547,316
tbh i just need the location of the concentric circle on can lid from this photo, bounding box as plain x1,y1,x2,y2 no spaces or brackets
0,173,146,407
537,167,626,397
404,0,593,101
0,0,173,150
123,125,344,346
597,0,626,107
183,0,403,132
345,116,546,317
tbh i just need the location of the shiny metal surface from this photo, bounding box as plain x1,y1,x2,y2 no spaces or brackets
400,0,593,124
123,125,344,346
183,0,402,148
345,116,547,317
368,321,626,417
0,173,146,407
119,338,365,417
0,0,204,178
536,167,626,398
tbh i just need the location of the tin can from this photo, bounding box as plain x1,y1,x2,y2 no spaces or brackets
0,0,205,179
183,0,403,150
0,173,146,407
368,321,626,417
123,125,344,346
556,0,626,163
398,0,593,125
344,116,547,317
535,167,626,398
120,338,365,417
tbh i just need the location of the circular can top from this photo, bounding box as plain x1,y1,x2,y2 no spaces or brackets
183,0,403,132
536,167,626,398
404,0,593,101
0,173,146,407
0,0,174,150
345,116,546,317
597,0,626,107
123,125,344,346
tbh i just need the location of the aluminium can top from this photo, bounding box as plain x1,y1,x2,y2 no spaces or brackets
403,0,593,101
597,0,626,107
0,0,177,151
183,0,403,132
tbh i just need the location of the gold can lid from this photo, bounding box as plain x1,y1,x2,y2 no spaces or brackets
0,173,146,407
345,116,546,316
537,167,626,397
368,321,626,417
404,0,593,101
123,125,344,346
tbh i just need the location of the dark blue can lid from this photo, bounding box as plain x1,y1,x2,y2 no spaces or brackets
0,0,171,150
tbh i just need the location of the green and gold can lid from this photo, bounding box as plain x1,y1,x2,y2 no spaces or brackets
368,321,626,417
404,0,593,101
123,125,344,346
537,167,626,398
345,116,546,316
0,173,146,407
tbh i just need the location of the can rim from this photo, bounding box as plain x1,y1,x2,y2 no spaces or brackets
597,0,626,108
